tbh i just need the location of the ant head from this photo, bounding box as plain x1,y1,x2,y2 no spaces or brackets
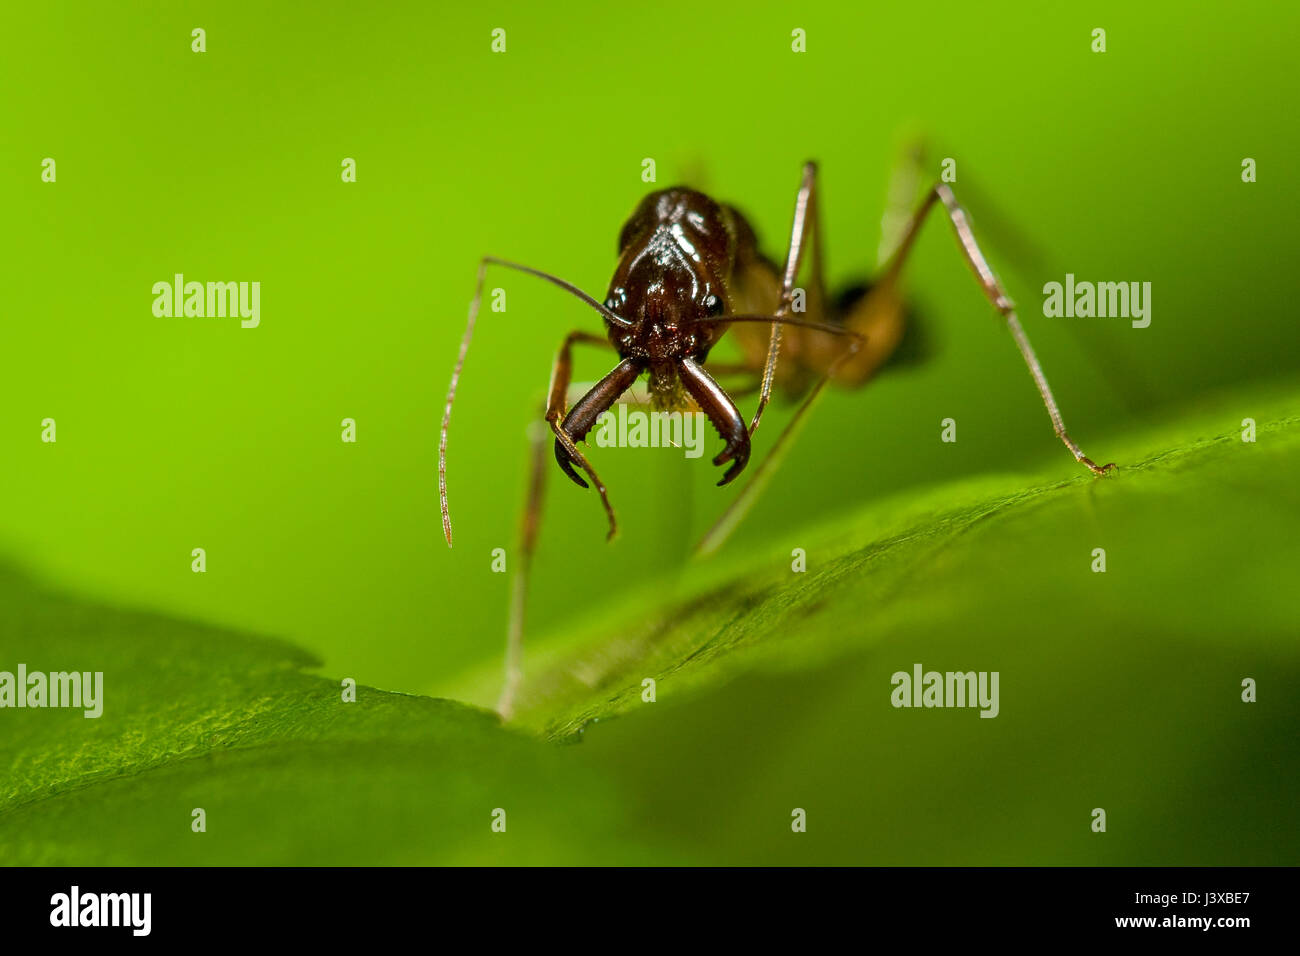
602,266,726,325
604,188,735,358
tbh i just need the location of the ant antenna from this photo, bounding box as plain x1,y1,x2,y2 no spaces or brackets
440,256,632,548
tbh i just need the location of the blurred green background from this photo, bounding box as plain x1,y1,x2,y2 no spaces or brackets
2,0,1296,711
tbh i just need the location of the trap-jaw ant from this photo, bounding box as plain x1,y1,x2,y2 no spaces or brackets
439,159,1114,717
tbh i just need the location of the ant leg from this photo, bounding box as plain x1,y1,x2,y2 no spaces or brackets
544,330,622,540
499,380,658,719
696,180,1115,557
692,163,839,555
440,255,630,547
501,330,623,718
748,161,831,436
877,137,1049,271
498,417,549,719
882,184,1115,475
694,317,876,556
877,140,929,269
891,143,1154,416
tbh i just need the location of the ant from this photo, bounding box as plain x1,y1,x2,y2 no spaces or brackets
439,157,1114,718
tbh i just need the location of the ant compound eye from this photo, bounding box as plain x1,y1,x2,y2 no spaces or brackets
603,288,626,314
702,293,724,317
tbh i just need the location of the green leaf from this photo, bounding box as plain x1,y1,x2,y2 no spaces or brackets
497,383,1299,736
457,381,1300,864
4,380,1297,864
0,573,665,864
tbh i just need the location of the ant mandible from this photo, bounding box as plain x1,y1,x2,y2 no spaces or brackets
439,157,1114,717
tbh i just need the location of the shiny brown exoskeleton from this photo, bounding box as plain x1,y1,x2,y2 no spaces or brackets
438,160,1114,717
556,188,778,490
